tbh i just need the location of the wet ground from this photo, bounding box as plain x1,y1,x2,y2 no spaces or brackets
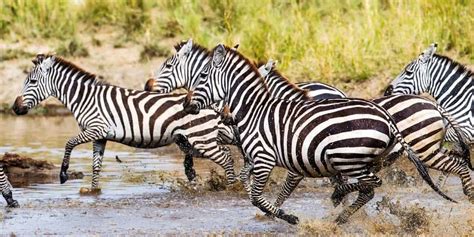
0,115,473,235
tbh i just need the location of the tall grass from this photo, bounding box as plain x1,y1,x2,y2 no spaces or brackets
1,0,472,83
158,0,474,83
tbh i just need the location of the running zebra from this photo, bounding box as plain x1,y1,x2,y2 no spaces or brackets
254,60,473,207
144,41,346,180
12,54,237,192
177,44,453,224
385,43,473,143
0,166,19,207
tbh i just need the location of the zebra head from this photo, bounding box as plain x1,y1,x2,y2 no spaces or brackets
183,44,229,115
147,39,211,93
385,43,437,96
13,54,57,115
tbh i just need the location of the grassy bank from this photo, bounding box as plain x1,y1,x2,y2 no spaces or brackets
1,0,472,85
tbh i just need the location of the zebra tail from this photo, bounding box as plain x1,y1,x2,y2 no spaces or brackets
366,99,457,203
437,104,472,170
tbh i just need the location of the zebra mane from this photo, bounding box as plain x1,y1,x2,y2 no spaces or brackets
433,54,473,79
48,55,109,86
214,45,270,92
254,61,310,99
174,41,211,57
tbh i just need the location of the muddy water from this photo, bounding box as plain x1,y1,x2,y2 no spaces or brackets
0,115,217,200
1,115,473,235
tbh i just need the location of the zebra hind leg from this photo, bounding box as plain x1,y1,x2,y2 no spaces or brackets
429,151,474,203
332,174,382,224
335,187,375,224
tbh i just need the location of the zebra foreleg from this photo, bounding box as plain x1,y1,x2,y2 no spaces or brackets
0,168,19,208
250,159,299,225
60,128,107,184
183,154,196,182
175,134,197,182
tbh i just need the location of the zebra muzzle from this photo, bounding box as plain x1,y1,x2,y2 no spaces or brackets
183,91,200,114
12,96,28,115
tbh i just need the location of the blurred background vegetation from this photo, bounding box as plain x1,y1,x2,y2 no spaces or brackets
0,0,472,84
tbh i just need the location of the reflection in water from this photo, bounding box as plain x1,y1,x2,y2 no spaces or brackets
0,114,219,201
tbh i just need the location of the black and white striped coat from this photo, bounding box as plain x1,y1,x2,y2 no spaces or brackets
385,43,473,143
0,166,19,207
12,55,237,192
176,43,452,224
255,61,473,207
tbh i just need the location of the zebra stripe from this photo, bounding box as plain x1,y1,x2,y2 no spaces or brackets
13,54,237,191
255,61,473,207
173,43,452,224
0,166,19,207
385,43,473,142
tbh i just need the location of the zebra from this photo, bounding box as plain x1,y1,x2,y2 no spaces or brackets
12,54,237,193
176,43,454,224
385,43,473,144
145,41,347,184
253,60,473,207
0,166,19,207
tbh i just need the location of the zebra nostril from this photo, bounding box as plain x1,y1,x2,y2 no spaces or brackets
183,101,200,115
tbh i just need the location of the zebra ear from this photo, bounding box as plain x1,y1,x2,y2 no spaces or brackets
40,55,55,72
232,44,239,50
32,53,45,65
212,44,226,68
420,43,437,63
265,59,276,71
178,38,193,58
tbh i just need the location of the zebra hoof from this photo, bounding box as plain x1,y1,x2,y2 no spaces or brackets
7,200,19,208
60,172,69,184
331,193,344,207
335,215,349,225
79,187,102,196
277,210,299,225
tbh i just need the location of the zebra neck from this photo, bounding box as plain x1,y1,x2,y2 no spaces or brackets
427,61,473,109
55,77,100,117
228,74,271,126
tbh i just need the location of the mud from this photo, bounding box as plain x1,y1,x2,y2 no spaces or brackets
1,152,83,187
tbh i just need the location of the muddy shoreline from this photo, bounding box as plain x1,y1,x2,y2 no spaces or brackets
1,179,473,236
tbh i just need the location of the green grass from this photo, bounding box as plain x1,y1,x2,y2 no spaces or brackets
1,0,472,83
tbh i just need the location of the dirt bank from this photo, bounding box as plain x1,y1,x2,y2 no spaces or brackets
1,153,83,187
